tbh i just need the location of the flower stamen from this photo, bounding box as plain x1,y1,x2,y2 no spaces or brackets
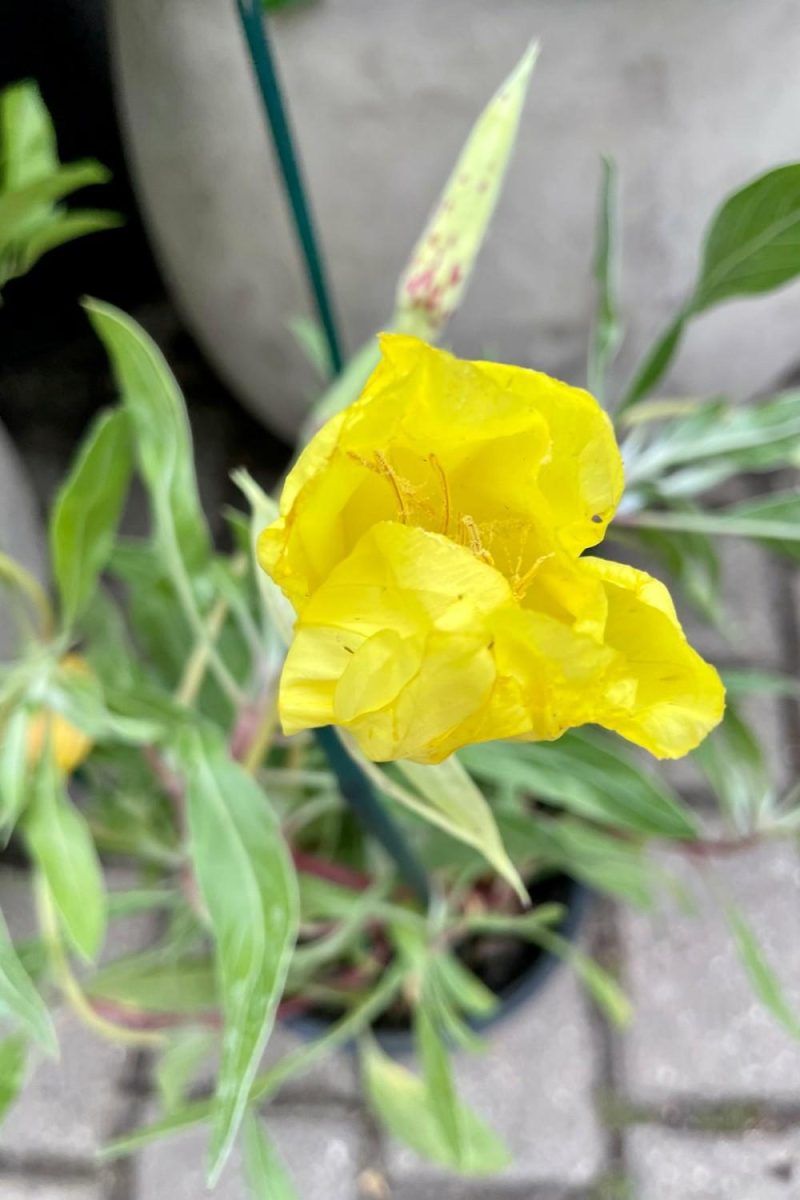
428,453,451,536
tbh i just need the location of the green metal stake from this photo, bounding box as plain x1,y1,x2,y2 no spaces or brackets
235,1,431,906
234,0,344,374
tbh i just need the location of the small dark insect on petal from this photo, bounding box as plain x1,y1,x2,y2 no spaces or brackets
591,514,603,524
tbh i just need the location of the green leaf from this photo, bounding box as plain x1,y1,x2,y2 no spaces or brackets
721,668,800,699
23,753,106,961
361,1036,509,1175
623,493,800,546
287,315,332,382
156,1029,215,1114
620,163,800,410
379,753,526,900
0,84,119,289
102,964,405,1160
32,659,162,747
416,1003,464,1160
588,157,622,404
619,311,687,413
89,954,218,1014
0,909,57,1053
0,707,31,835
624,392,800,494
0,1035,27,1124
10,208,121,276
83,299,211,572
179,729,298,1185
526,926,632,1027
502,812,658,908
231,470,295,645
727,904,800,1039
49,408,132,627
692,702,772,831
243,1112,300,1200
461,730,698,840
1,80,57,189
694,164,800,309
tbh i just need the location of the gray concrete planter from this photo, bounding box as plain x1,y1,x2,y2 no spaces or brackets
110,0,800,438
0,423,46,660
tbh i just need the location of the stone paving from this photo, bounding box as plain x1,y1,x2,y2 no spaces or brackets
2,305,800,1197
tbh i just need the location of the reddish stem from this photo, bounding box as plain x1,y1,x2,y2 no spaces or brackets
681,833,762,859
292,849,373,892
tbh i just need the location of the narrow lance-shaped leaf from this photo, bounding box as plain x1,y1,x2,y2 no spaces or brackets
156,1030,216,1115
15,209,121,269
621,162,800,411
352,746,526,901
692,702,773,833
101,965,405,1161
23,750,106,962
0,909,57,1053
360,1035,509,1175
525,924,632,1028
231,469,295,645
588,156,622,404
0,80,58,189
623,491,800,550
49,408,132,627
461,730,698,840
242,1112,300,1200
727,903,800,1040
0,1035,27,1124
179,729,298,1186
416,1003,464,1162
0,707,31,835
83,299,211,572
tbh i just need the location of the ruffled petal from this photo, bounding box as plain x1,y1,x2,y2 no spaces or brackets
259,334,624,611
279,521,513,762
576,557,726,757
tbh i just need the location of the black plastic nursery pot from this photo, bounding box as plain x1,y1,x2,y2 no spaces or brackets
284,873,589,1058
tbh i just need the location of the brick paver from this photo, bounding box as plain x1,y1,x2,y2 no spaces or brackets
133,1108,365,1199
627,1128,800,1199
620,835,800,1105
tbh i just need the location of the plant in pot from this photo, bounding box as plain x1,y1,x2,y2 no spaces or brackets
3,49,800,1199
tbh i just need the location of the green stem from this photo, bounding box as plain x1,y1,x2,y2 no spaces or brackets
235,0,344,375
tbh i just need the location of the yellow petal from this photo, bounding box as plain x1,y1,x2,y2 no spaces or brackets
258,335,623,611
578,557,726,757
279,521,513,762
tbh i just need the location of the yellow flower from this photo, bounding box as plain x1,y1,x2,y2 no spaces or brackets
259,335,724,765
27,655,93,775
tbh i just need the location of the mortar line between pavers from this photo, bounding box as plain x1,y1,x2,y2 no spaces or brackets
584,896,629,1181
103,1048,154,1200
603,1095,800,1136
0,1155,98,1181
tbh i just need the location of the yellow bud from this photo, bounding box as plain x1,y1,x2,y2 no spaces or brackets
27,655,94,776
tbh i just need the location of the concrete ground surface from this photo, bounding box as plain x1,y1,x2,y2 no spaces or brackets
2,303,800,1199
